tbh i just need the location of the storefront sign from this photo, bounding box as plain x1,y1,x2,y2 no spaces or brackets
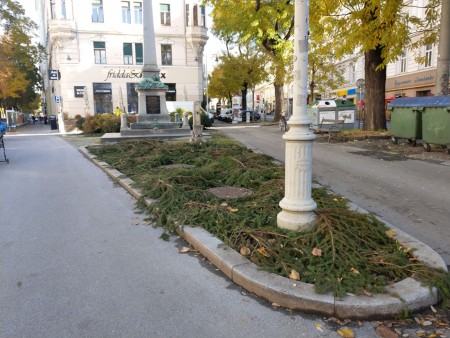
386,70,435,91
74,86,85,98
93,83,112,94
104,69,143,81
49,69,60,80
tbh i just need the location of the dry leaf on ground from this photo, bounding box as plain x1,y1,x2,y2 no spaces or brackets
240,247,251,256
257,247,270,257
289,269,300,280
337,327,355,338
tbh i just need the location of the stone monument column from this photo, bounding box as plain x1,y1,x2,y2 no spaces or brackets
136,0,169,119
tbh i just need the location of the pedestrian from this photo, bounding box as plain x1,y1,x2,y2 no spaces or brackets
114,106,122,117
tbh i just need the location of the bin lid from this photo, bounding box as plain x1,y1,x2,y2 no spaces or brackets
311,100,337,108
335,99,356,107
389,95,450,108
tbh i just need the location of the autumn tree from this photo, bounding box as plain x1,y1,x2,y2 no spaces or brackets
0,0,44,112
206,0,294,121
315,0,441,130
208,44,268,109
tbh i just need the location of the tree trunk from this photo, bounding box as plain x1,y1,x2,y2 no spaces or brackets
364,47,387,130
274,84,284,121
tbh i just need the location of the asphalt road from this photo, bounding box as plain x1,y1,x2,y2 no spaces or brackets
0,123,385,337
217,122,450,266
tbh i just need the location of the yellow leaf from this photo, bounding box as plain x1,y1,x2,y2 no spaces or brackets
315,323,324,333
350,267,360,274
240,247,250,256
416,329,426,337
312,247,322,256
385,229,397,238
289,269,300,280
228,207,239,213
337,327,355,338
257,247,270,257
180,246,192,253
362,290,372,297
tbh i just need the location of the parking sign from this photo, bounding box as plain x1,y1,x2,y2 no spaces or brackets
54,96,61,103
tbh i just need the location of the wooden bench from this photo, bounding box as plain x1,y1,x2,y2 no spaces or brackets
311,118,345,142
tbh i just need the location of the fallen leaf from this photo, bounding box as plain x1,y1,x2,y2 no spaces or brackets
337,327,355,338
289,269,300,280
362,290,372,297
422,320,432,326
271,302,280,309
416,330,426,337
315,323,324,333
312,247,322,256
430,305,437,313
257,247,271,257
228,207,239,213
385,229,397,238
337,277,343,283
179,246,198,254
376,325,398,338
376,325,399,338
240,247,250,256
350,268,360,274
427,334,437,338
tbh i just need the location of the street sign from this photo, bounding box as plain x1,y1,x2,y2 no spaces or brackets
49,69,61,80
54,96,61,103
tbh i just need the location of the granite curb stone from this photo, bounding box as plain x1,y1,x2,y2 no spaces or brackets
78,145,447,319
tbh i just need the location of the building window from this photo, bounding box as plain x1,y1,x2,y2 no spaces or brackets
425,44,432,68
94,41,106,64
133,2,142,24
93,83,112,114
50,1,56,19
193,4,198,26
122,1,131,23
349,63,356,84
160,4,171,26
200,6,205,27
127,83,139,114
166,83,176,101
123,43,133,64
61,0,66,18
92,0,104,23
400,51,407,73
135,43,143,64
161,44,172,65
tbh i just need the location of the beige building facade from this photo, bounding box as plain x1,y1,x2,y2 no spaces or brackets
36,0,208,118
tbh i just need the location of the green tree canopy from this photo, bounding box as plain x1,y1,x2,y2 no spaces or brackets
0,0,44,112
207,0,294,121
315,0,441,130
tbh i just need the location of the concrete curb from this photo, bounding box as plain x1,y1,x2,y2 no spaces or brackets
78,145,447,320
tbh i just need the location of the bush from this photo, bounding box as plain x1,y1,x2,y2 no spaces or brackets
75,117,85,130
188,111,213,130
79,114,120,134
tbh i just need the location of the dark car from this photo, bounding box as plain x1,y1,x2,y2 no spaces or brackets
240,110,261,122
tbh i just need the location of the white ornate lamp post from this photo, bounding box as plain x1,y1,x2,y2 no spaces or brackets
277,0,317,231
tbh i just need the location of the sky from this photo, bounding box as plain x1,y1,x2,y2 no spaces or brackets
18,0,38,22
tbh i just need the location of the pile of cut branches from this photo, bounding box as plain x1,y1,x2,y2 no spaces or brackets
88,135,449,302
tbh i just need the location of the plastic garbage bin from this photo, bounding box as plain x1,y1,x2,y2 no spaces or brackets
307,99,355,130
49,115,57,130
420,96,450,153
388,97,423,146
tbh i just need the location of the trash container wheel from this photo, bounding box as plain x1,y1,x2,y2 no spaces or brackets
407,138,417,147
391,136,398,144
423,143,431,152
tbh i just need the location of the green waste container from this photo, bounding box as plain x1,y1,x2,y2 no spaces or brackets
388,97,424,146
421,96,450,153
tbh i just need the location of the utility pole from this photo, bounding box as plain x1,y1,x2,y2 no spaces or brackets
436,0,450,95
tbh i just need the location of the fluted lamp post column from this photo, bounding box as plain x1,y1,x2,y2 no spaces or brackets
277,0,317,231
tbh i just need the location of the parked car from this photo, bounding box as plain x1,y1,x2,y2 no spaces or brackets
217,109,233,123
240,110,261,122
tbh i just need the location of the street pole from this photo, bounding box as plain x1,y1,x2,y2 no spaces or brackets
436,0,450,96
277,0,317,231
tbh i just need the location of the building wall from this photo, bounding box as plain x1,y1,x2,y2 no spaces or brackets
40,0,208,118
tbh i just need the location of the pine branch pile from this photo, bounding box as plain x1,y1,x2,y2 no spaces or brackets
88,135,449,302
